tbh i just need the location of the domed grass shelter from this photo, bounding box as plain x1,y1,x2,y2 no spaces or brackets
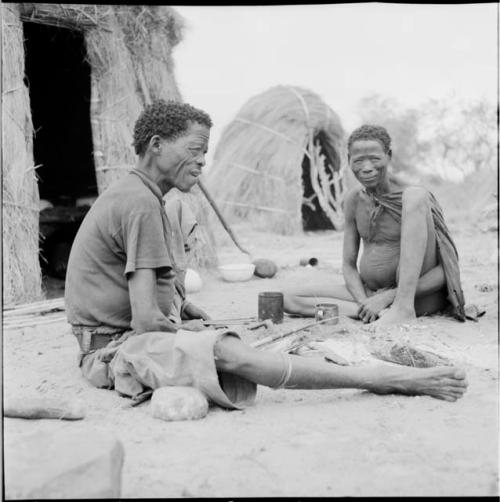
2,3,215,305
206,85,349,235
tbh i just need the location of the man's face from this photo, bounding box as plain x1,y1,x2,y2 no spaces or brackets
349,139,390,189
158,122,210,192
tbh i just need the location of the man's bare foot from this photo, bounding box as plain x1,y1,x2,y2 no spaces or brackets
369,366,468,402
372,305,417,326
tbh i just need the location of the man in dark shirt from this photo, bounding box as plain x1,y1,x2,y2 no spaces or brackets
65,101,467,408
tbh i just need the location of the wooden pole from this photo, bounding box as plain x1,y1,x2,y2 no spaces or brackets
197,179,251,257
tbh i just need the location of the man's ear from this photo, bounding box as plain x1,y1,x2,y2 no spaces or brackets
148,135,162,154
387,148,392,159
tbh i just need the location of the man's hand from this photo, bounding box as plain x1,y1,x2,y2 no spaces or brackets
181,302,211,321
180,319,207,331
358,289,396,323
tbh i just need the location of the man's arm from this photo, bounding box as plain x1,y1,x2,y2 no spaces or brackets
174,277,211,321
342,189,368,305
128,268,179,334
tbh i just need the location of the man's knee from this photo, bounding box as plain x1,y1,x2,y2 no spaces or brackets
402,187,430,213
214,335,254,374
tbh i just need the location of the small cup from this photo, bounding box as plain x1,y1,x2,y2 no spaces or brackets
258,292,284,324
315,303,339,325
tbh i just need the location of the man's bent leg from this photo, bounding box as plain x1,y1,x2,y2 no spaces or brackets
413,195,448,316
283,282,359,317
376,188,444,325
214,336,468,401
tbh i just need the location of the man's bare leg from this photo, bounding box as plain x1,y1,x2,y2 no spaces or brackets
283,282,359,317
215,336,467,401
375,188,445,325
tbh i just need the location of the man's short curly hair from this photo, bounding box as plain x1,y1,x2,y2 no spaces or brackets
133,99,213,155
347,124,392,155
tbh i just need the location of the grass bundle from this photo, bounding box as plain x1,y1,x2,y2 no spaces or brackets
206,85,347,235
84,6,143,192
2,4,42,305
19,3,102,30
83,4,184,192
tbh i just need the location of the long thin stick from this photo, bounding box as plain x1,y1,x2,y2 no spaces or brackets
217,199,293,215
3,306,65,319
4,315,68,330
198,179,251,257
203,317,256,326
3,297,64,312
251,316,339,348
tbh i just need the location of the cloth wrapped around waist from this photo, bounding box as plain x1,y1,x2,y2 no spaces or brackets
366,189,466,320
71,325,257,410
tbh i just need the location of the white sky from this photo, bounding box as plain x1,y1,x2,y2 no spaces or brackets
172,3,498,167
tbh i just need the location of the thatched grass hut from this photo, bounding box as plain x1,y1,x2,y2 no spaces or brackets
2,3,215,306
206,85,349,235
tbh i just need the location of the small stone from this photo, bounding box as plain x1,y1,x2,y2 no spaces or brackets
4,430,124,499
151,386,209,422
252,258,278,278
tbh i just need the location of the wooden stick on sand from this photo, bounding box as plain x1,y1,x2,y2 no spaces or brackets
251,316,340,349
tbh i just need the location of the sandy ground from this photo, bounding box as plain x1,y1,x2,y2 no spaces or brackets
3,222,499,498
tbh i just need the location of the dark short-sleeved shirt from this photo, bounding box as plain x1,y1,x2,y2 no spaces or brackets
65,169,176,329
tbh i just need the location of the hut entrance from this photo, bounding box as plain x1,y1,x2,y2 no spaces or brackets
301,132,340,231
23,22,97,283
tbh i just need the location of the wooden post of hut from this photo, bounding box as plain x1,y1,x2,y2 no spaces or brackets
2,3,216,306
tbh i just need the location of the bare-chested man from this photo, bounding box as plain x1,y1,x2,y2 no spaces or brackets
284,124,465,326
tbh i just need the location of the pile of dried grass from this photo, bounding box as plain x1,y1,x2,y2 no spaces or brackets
206,85,347,235
116,6,183,104
2,4,42,305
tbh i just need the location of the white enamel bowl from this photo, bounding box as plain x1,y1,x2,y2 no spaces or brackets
218,263,255,282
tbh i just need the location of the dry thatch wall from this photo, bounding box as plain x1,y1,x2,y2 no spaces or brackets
2,3,42,305
3,3,216,304
83,5,184,191
206,85,347,235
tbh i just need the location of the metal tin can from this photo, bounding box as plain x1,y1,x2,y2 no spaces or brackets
315,303,339,325
258,292,284,324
